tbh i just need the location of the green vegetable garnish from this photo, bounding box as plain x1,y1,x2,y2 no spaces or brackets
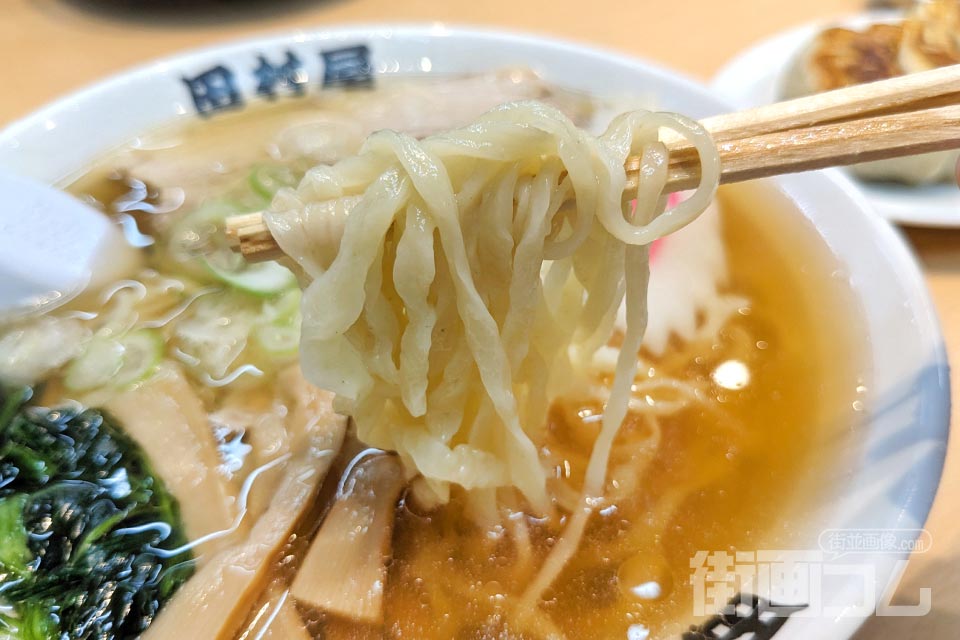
248,164,300,200
168,199,297,297
0,386,193,639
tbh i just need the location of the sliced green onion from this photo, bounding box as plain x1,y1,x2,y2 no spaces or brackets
254,322,300,358
249,164,300,200
170,199,297,297
64,330,162,391
112,331,164,387
202,252,297,297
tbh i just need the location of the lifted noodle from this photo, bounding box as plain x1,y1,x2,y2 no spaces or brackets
266,100,719,614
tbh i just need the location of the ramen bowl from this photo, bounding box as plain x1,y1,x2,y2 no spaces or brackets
0,25,949,640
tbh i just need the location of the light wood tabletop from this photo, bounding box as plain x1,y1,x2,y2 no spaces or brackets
1,1,956,638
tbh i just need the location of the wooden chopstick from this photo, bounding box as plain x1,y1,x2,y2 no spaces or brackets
229,65,960,261
628,64,960,193
656,103,960,192
224,211,285,262
700,63,960,142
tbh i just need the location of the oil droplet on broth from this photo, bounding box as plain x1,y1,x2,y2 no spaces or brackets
617,553,672,603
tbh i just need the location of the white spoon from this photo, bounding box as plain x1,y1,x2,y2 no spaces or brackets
0,171,140,315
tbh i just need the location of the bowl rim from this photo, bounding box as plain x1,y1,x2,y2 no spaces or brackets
0,23,950,639
0,22,718,141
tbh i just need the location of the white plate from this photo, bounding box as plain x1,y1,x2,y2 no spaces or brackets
711,10,960,228
0,25,949,639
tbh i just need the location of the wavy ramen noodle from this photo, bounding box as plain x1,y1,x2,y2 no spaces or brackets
266,101,719,602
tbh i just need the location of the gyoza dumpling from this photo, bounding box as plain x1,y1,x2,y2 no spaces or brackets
781,2,960,184
898,0,960,72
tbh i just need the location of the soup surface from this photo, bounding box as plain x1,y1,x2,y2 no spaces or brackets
0,72,865,639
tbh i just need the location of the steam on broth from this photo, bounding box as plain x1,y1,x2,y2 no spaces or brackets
0,71,863,639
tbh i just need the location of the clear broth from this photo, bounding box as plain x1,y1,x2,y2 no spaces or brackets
62,91,865,639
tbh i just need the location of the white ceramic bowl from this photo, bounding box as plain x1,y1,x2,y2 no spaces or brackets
0,25,949,640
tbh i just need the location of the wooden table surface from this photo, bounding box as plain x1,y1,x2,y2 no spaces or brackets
1,1,956,638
